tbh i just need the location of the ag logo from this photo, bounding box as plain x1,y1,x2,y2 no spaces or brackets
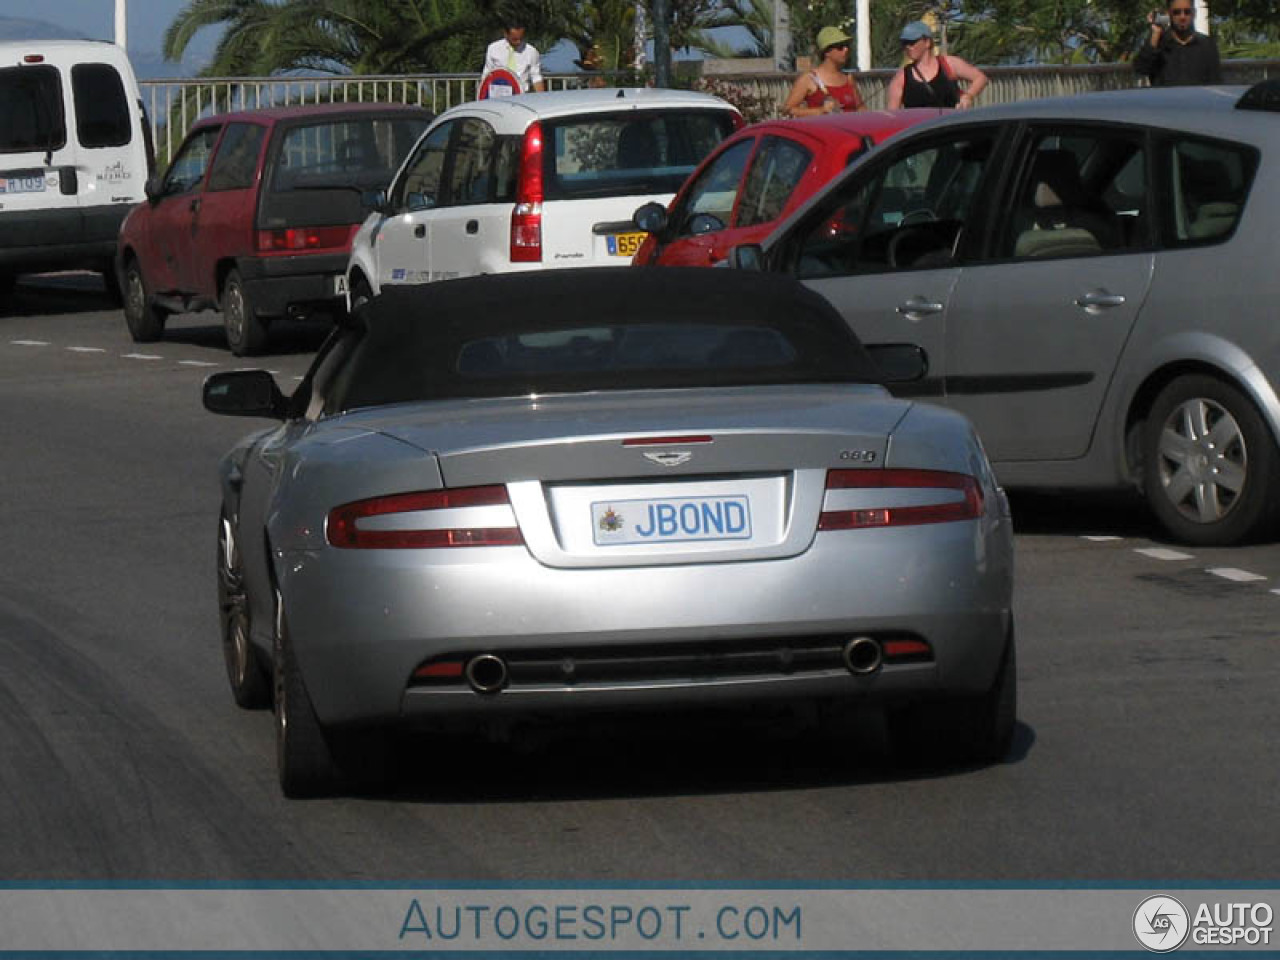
1134,895,1190,952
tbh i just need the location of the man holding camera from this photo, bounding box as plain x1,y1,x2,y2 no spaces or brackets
1134,1,1221,86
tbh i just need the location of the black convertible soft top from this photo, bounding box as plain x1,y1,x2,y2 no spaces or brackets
330,267,884,410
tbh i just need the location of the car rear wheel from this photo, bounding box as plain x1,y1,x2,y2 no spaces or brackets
890,624,1016,766
223,269,269,357
122,257,167,342
1143,374,1277,546
350,278,373,313
217,511,271,709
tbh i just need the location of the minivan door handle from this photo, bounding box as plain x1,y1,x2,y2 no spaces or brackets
895,297,945,319
1074,290,1126,311
413,224,426,239
466,220,479,235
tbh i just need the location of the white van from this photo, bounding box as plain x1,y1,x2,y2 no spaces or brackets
0,40,152,305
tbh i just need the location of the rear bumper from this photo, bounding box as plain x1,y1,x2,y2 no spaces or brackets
276,518,1015,728
237,252,348,317
0,205,130,273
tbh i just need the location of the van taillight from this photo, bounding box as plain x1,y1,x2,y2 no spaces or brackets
326,485,523,549
23,55,45,64
511,121,544,263
256,226,353,252
818,469,983,530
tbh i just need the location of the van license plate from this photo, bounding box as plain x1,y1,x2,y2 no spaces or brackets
606,232,646,257
0,175,45,195
592,495,752,546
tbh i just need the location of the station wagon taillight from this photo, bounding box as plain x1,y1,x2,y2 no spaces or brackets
818,469,983,529
256,225,353,252
510,121,544,263
326,485,523,549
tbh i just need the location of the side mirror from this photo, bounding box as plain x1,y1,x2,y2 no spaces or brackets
866,343,928,383
361,188,388,214
688,213,724,236
633,201,668,235
144,175,164,202
727,244,765,272
203,370,288,420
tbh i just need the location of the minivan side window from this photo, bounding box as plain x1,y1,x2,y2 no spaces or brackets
1162,136,1257,247
206,123,266,192
0,65,66,153
446,118,499,205
997,130,1148,260
163,126,221,195
794,132,996,279
394,121,452,212
71,63,131,149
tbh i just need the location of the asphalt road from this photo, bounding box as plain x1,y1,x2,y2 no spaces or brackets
2,275,1277,882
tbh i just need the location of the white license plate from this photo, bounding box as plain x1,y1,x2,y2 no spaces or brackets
0,175,45,195
592,495,752,546
332,274,348,296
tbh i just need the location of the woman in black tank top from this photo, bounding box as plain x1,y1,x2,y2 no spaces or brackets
886,21,988,110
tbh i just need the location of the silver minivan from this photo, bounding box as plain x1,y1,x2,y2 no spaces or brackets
733,81,1280,546
0,40,152,306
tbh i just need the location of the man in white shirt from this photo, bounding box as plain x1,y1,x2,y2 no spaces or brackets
481,22,546,93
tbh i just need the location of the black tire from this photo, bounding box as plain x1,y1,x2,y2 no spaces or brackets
101,266,124,307
222,268,269,357
273,591,344,798
122,257,167,342
1143,374,1278,546
891,625,1016,766
349,278,374,314
216,511,271,709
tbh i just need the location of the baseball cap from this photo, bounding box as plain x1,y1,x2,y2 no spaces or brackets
899,21,934,42
816,26,852,51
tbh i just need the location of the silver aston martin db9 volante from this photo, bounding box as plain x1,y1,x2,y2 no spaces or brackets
205,268,1016,797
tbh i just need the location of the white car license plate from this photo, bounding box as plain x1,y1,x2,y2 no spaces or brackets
0,174,45,195
592,495,752,546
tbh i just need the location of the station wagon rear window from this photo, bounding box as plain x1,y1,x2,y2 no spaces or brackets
0,65,66,154
542,110,737,201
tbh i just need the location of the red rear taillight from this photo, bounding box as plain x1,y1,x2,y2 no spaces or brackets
511,121,544,263
256,225,353,252
729,112,746,131
326,485,523,549
818,469,983,530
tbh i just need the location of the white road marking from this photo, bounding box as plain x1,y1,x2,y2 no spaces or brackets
178,360,219,367
1082,535,1122,541
1136,547,1193,561
1207,567,1267,583
66,346,107,353
11,340,50,346
121,353,163,360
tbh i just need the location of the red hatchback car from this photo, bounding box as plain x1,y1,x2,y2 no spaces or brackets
632,109,944,267
117,103,431,355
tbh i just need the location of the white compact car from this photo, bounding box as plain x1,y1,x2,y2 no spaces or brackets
0,40,152,305
345,88,741,305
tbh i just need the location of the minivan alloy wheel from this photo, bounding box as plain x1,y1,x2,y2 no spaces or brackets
1156,396,1246,524
1143,374,1278,545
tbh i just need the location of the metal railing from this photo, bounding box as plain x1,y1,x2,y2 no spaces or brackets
140,61,1280,164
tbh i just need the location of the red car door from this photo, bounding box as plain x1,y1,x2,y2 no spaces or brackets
656,137,757,266
186,122,268,299
141,125,222,295
705,133,821,263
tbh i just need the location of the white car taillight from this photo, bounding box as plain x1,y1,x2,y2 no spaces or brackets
818,469,983,530
326,485,523,549
510,121,544,263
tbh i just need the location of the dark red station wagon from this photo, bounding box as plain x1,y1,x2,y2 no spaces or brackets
117,103,431,355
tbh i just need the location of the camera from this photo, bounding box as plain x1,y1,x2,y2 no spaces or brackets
1153,11,1171,27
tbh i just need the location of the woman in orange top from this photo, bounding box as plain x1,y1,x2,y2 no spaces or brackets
784,26,864,117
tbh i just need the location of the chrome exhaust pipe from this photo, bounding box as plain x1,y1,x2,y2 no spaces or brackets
465,654,509,694
842,636,883,675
